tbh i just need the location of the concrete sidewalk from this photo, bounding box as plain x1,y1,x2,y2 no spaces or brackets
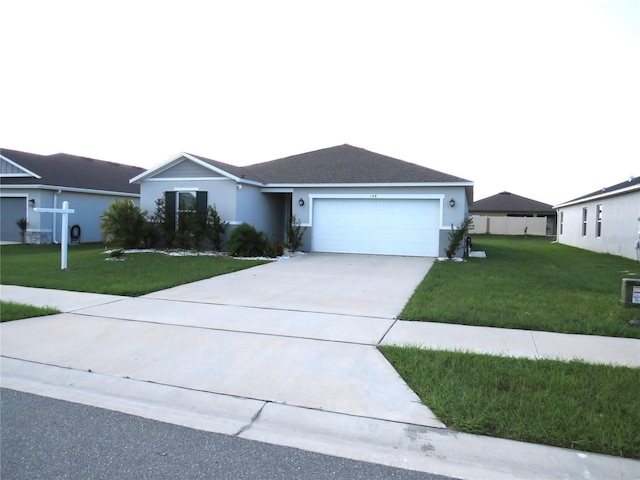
382,320,640,368
1,254,639,479
3,283,638,367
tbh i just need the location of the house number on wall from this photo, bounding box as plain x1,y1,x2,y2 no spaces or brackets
370,194,377,198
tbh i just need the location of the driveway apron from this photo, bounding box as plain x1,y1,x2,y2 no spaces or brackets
1,254,443,430
144,253,431,318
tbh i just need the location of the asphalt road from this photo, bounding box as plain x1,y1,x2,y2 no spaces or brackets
1,388,457,480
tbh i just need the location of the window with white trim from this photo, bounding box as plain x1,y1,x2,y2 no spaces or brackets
164,191,208,231
582,207,587,236
596,204,603,237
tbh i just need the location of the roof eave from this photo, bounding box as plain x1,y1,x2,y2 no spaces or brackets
554,183,640,209
0,153,42,179
0,184,140,197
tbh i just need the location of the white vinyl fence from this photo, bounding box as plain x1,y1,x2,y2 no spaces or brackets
470,215,548,236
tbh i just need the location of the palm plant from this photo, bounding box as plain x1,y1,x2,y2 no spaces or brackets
16,218,28,244
99,200,146,248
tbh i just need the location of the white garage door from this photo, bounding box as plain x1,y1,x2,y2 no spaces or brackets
311,198,440,256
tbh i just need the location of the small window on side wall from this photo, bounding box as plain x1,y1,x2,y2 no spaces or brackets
596,204,603,237
582,207,587,236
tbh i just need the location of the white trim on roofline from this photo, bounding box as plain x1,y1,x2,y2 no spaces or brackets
143,177,232,182
0,193,29,198
129,153,195,183
553,183,640,209
260,187,294,193
0,184,139,197
143,175,263,187
129,152,263,187
0,154,42,179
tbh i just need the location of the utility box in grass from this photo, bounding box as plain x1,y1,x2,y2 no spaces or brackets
620,278,640,308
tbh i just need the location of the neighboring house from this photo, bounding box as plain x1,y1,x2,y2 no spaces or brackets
131,144,473,257
0,148,145,244
470,191,556,236
554,176,640,260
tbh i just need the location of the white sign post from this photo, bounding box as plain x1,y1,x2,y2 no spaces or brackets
34,201,75,269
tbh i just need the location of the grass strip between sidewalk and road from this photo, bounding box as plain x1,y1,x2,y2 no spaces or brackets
0,301,59,322
379,346,640,459
400,235,640,338
0,243,268,296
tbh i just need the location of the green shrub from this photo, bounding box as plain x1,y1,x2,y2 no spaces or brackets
206,205,227,251
99,200,147,248
445,217,473,259
148,197,175,247
175,208,206,249
140,219,160,248
16,218,28,244
265,241,285,258
286,215,305,251
226,223,268,257
149,199,227,251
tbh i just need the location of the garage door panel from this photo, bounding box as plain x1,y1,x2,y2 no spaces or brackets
312,198,439,257
1,197,27,243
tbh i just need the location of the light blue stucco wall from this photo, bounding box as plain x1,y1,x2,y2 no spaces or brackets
139,178,238,225
236,185,287,241
284,185,470,256
1,187,140,244
557,191,640,260
139,179,287,244
137,173,471,255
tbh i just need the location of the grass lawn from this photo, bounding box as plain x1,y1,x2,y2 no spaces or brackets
380,346,640,459
0,301,59,322
3,239,639,459
0,243,268,296
400,235,640,338
386,236,640,459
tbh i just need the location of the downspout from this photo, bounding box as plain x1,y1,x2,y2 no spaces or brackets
53,190,62,244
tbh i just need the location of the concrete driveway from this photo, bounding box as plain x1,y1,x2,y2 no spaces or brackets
145,252,431,318
4,254,639,479
1,253,443,432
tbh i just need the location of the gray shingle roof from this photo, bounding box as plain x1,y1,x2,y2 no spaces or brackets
246,144,470,184
186,153,265,183
134,145,472,186
1,148,145,194
470,192,554,214
564,176,640,203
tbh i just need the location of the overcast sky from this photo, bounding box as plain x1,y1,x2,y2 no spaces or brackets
2,0,639,205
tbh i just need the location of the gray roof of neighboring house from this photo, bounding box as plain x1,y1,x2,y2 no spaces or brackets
561,176,640,204
245,144,471,184
1,148,145,194
470,192,555,215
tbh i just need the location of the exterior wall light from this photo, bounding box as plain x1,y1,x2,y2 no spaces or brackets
449,198,456,208
29,198,36,207
298,198,305,207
